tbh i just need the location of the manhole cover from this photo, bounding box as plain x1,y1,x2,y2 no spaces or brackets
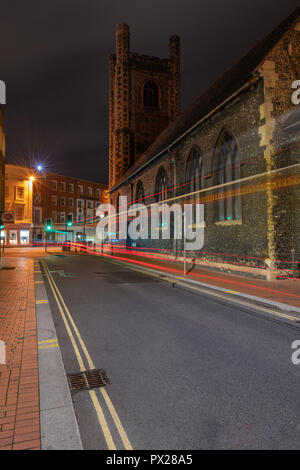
0,267,16,270
67,369,109,393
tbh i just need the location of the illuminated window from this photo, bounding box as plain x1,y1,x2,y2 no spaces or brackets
15,186,24,200
155,167,167,202
186,149,203,225
215,132,241,221
143,81,158,108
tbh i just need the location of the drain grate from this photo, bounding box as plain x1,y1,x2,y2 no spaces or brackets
0,266,16,270
67,369,109,393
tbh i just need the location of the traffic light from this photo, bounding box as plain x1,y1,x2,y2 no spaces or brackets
0,224,4,230
67,214,72,227
46,219,52,231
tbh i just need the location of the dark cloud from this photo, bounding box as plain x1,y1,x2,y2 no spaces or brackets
0,0,299,183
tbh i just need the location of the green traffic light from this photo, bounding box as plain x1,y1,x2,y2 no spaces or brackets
67,222,72,227
46,225,52,231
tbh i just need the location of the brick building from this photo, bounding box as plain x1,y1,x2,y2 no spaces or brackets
109,9,300,280
3,164,34,245
3,164,109,246
32,170,109,244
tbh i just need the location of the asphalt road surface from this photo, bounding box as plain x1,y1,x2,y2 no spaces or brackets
41,253,300,450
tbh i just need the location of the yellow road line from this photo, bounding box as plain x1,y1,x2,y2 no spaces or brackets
35,280,44,284
41,260,118,450
36,299,48,304
38,339,58,344
89,390,116,450
38,343,59,349
42,259,133,450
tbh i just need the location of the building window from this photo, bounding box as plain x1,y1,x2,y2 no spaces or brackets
67,212,73,223
20,230,29,245
144,81,158,108
51,195,57,206
78,185,83,195
51,180,57,190
155,167,167,202
5,185,9,198
96,188,101,198
87,186,92,197
68,183,74,192
15,205,23,220
51,211,57,223
186,148,203,224
87,200,93,209
135,181,145,203
60,212,65,223
60,181,66,191
15,186,24,200
68,198,74,207
60,196,66,207
33,208,42,223
34,192,41,204
215,131,242,222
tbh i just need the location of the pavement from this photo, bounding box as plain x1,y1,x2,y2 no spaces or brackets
1,246,300,450
0,248,82,450
0,256,40,450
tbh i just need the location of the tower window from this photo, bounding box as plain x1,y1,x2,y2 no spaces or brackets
143,81,158,108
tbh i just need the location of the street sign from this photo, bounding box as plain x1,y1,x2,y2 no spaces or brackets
0,211,14,223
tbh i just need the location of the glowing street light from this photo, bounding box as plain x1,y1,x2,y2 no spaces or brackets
29,176,35,182
37,164,42,171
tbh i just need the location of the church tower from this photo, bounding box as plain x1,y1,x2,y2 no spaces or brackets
109,24,180,189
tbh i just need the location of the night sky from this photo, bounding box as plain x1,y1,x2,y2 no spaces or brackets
0,0,299,184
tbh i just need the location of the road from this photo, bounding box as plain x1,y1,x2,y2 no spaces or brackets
40,253,300,450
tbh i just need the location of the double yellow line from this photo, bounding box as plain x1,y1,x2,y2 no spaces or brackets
41,260,133,450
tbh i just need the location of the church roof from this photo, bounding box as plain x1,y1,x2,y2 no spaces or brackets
112,6,300,190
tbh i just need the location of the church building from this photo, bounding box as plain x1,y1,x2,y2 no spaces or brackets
108,8,300,280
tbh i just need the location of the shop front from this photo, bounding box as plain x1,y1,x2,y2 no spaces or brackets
1,224,32,246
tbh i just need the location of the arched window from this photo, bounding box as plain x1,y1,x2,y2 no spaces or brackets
135,181,145,203
155,167,167,202
215,132,241,221
186,149,204,225
186,148,203,194
143,81,158,108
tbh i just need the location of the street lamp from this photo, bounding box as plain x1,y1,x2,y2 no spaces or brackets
29,175,35,182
